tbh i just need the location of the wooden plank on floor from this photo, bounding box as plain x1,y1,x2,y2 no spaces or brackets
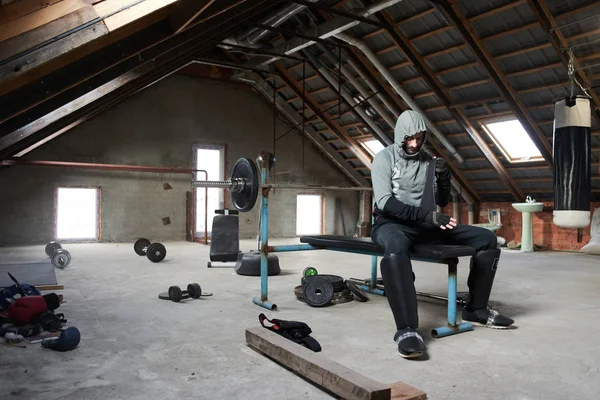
0,0,85,43
37,284,64,291
245,327,427,400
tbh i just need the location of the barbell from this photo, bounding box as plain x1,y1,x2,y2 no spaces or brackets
191,157,372,212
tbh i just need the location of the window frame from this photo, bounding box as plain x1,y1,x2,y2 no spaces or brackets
192,142,227,241
479,115,544,164
53,185,102,242
295,192,325,236
357,137,385,158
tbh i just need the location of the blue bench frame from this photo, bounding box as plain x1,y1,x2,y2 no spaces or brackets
251,159,474,339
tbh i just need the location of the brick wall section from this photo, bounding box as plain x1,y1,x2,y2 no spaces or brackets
443,201,600,251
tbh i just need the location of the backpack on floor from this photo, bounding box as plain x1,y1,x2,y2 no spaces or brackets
0,273,41,311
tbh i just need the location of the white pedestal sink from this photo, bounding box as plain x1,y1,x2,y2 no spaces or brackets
512,202,544,252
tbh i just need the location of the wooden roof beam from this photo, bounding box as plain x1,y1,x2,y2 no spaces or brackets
275,62,373,167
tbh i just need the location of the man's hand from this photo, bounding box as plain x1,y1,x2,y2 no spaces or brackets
435,158,449,179
425,211,457,230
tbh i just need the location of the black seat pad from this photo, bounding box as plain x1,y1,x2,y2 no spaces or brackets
300,235,475,260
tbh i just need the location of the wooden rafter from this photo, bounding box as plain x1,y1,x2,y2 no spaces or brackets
274,62,373,167
373,8,521,200
527,0,600,122
434,2,553,168
169,0,216,33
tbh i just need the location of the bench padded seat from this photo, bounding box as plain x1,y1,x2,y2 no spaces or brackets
300,235,475,260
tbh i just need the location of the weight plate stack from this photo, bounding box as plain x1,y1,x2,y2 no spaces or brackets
345,280,369,302
230,158,259,213
134,238,151,256
187,283,201,299
303,278,334,307
294,285,354,305
45,241,62,257
147,243,166,262
301,274,344,293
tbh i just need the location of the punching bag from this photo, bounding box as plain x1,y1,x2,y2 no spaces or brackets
553,96,592,228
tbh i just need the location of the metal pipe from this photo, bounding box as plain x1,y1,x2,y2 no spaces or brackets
317,43,396,129
191,180,374,191
228,0,320,47
2,159,206,175
468,203,475,224
453,192,461,222
248,0,405,68
301,49,393,146
4,159,212,244
344,56,400,121
334,32,465,164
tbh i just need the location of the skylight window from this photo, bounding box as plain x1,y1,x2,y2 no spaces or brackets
359,138,385,157
481,118,543,163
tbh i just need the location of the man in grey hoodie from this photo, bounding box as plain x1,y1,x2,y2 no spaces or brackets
372,110,514,359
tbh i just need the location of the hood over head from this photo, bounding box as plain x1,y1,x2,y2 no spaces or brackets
394,110,427,158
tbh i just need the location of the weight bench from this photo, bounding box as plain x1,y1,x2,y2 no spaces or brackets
297,235,476,338
247,154,473,338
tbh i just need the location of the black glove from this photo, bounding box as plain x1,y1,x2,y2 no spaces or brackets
424,211,453,229
435,158,450,179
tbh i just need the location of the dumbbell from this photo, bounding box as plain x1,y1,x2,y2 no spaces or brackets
158,283,213,303
134,238,167,262
45,241,71,269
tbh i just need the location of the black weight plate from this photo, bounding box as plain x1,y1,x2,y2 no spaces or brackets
303,278,334,307
187,283,201,299
159,291,189,301
230,157,259,212
147,243,166,262
45,242,62,257
302,274,344,292
51,249,71,269
134,238,151,255
345,280,369,302
169,286,182,302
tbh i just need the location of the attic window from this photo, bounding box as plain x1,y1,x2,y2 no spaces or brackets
359,138,385,156
481,117,543,163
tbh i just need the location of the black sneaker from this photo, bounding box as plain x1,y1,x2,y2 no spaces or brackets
462,308,515,329
394,328,426,359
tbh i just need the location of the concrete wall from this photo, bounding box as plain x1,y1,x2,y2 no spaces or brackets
0,75,360,246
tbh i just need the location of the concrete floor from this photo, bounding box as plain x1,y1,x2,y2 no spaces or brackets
1,239,599,400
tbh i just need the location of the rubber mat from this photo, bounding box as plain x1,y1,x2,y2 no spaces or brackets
0,262,58,287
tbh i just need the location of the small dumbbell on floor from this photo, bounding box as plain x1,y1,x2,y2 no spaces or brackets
134,238,167,262
45,241,71,269
158,283,213,303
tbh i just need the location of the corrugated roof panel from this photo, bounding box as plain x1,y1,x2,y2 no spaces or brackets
519,87,570,107
459,0,521,17
386,1,436,29
547,0,599,15
411,28,463,57
469,3,536,39
380,55,413,78
450,82,500,104
436,64,488,88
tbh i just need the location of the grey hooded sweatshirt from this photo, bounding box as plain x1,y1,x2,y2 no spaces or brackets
372,110,451,224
